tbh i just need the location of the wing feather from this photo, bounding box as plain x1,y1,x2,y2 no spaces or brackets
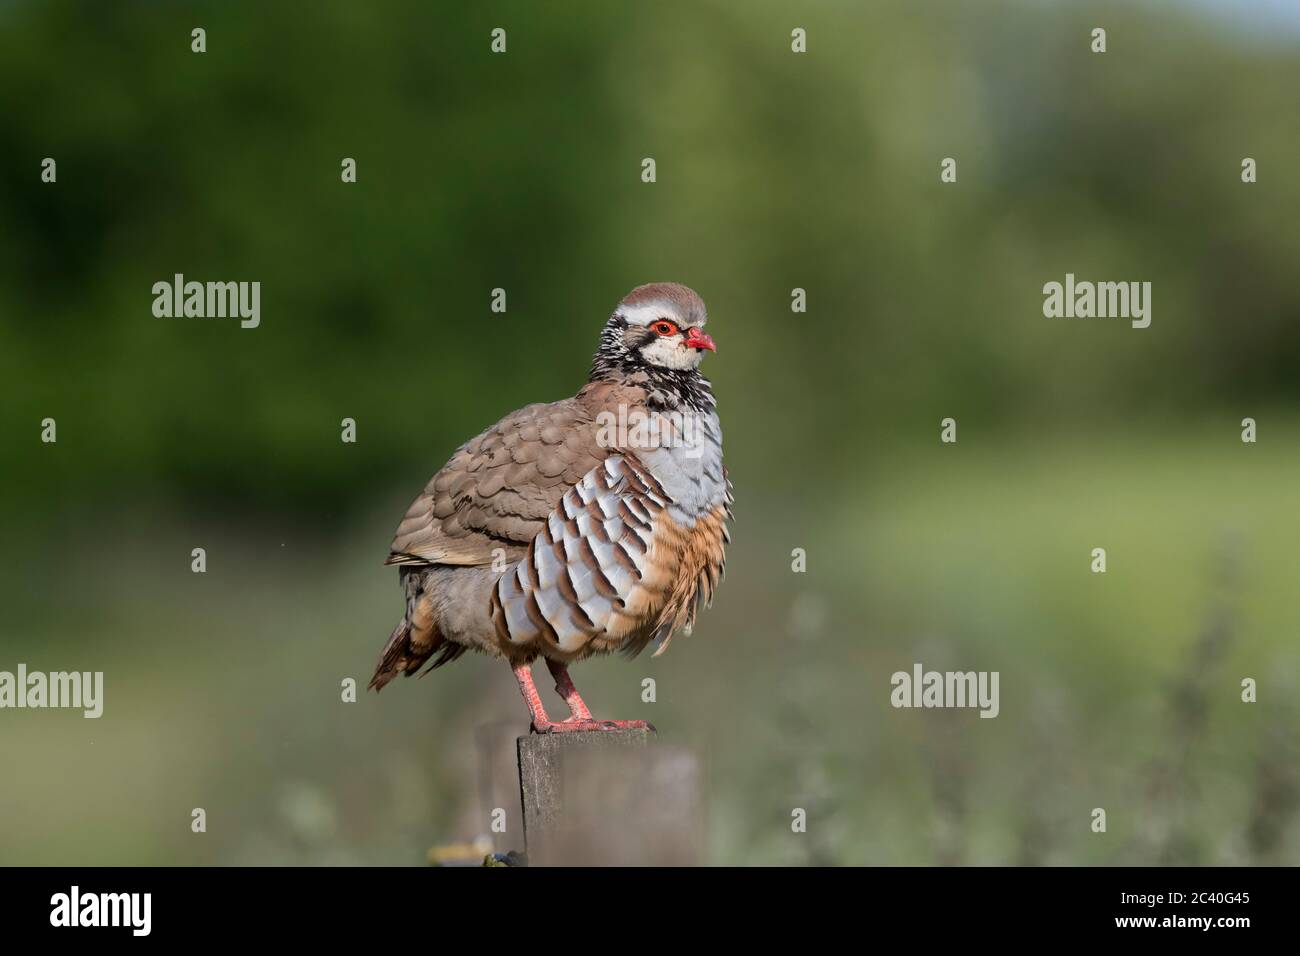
386,398,611,567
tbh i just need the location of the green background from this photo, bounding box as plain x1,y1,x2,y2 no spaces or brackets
1,0,1297,864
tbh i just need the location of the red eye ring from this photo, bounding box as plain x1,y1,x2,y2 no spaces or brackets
651,320,678,336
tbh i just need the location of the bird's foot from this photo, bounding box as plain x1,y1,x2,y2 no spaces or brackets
530,718,655,735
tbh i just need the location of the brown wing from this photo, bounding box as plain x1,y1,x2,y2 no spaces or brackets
387,397,612,568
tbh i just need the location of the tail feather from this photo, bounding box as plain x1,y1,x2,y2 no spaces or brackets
369,618,415,691
417,640,468,676
369,568,467,691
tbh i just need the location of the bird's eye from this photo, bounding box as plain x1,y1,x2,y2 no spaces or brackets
651,320,678,336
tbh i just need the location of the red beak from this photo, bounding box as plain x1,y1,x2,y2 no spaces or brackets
684,327,716,352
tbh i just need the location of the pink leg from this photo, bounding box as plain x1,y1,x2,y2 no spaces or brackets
514,658,653,734
546,658,593,720
512,662,552,730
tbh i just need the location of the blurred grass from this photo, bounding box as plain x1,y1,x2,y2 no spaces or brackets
3,423,1296,864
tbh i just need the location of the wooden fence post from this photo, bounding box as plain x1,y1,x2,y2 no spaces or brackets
516,729,702,865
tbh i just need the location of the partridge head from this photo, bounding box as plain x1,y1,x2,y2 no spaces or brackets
591,283,717,376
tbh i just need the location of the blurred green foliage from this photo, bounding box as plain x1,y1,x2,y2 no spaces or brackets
1,1,1298,865
4,0,1300,517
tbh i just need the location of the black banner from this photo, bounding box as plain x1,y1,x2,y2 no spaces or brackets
0,866,1278,941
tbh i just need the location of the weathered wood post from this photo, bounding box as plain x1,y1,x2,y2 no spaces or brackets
517,729,702,865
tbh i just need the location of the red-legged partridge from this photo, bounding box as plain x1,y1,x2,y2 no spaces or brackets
370,283,731,733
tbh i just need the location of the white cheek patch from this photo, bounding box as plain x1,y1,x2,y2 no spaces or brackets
639,335,703,370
